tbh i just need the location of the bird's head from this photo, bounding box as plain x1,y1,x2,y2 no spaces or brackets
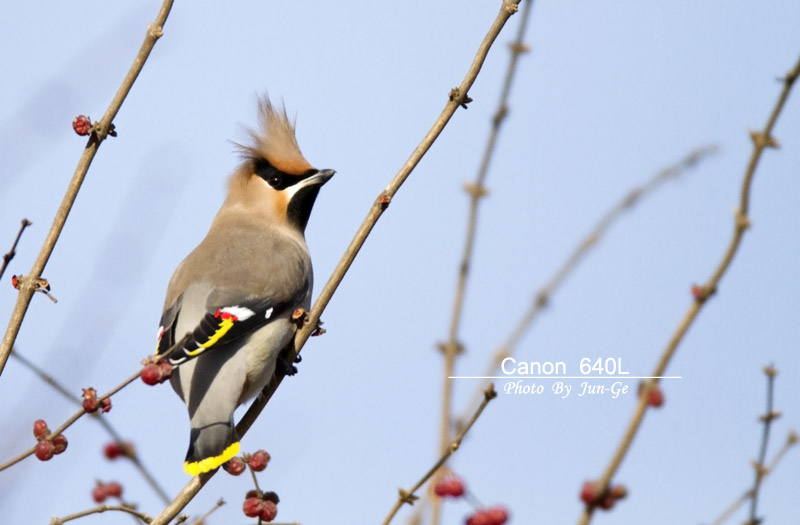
228,97,334,233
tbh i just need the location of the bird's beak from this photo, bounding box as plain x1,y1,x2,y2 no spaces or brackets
306,168,335,187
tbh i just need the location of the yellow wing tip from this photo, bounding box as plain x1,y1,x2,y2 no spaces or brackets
183,441,240,476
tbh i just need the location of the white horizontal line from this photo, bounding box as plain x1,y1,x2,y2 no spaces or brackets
448,376,682,379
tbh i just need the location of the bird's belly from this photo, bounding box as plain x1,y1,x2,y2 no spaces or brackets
239,317,296,402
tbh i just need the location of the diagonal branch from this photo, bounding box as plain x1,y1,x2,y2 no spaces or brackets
578,54,800,525
0,0,175,377
146,2,523,523
711,429,798,525
383,385,497,525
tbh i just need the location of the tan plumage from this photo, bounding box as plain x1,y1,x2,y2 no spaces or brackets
155,97,334,475
237,98,314,175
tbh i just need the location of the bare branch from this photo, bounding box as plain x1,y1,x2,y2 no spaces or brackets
0,0,175,376
578,54,800,525
744,365,779,525
710,432,798,523
0,219,32,282
383,385,497,525
190,498,225,525
48,504,152,525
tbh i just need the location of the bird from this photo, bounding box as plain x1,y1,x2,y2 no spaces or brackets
154,97,334,476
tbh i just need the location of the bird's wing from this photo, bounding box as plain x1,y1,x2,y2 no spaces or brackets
156,288,293,366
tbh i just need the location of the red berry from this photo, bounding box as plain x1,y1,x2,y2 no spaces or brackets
447,477,465,497
104,442,123,460
72,115,92,136
52,434,68,455
92,485,107,503
486,506,509,524
225,456,246,476
33,419,49,440
434,475,464,498
242,497,263,518
259,500,278,522
580,481,599,505
104,481,123,499
638,383,665,408
465,510,493,525
434,479,448,497
248,449,270,472
245,489,259,500
100,397,112,413
141,363,162,385
35,440,55,461
691,283,704,301
648,387,664,407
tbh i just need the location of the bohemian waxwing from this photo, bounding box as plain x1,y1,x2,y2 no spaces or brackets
155,98,334,475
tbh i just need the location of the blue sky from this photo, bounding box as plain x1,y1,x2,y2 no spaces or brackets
0,2,798,524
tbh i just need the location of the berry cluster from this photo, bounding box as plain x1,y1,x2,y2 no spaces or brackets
465,506,509,525
103,441,135,460
33,419,68,461
433,475,465,498
579,481,627,510
242,490,279,522
227,449,279,521
225,449,271,476
141,360,174,385
91,481,123,503
82,387,112,413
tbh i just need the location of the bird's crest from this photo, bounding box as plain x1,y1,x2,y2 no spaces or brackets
237,97,314,175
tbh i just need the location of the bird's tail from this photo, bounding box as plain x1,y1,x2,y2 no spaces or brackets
184,421,240,476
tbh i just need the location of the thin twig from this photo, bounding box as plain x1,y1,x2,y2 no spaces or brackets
145,3,522,524
454,145,717,428
433,3,534,524
190,498,225,525
578,54,800,525
0,0,175,377
48,504,152,525
8,347,171,503
382,385,497,525
710,431,798,524
0,219,32,282
745,365,778,525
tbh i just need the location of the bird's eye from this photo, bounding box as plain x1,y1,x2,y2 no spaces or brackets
267,174,283,188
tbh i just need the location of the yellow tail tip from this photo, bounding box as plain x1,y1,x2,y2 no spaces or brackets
183,441,240,476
